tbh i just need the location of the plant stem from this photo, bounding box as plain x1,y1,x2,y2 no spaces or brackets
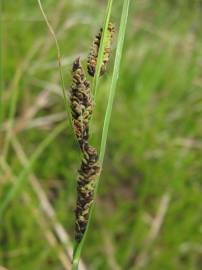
0,2,4,124
72,242,81,270
37,0,71,123
37,0,84,155
99,0,131,165
71,0,131,268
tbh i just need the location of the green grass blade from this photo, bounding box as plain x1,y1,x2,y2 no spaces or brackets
99,0,131,165
0,122,66,220
72,0,131,268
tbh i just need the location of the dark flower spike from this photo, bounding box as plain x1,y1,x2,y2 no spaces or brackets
75,145,100,242
87,22,115,77
70,58,100,242
70,57,94,150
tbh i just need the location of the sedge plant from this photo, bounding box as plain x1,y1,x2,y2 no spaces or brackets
71,0,131,268
37,0,131,269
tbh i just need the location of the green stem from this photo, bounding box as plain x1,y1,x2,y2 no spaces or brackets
99,0,131,165
71,0,131,268
72,242,81,270
37,0,71,123
0,2,4,124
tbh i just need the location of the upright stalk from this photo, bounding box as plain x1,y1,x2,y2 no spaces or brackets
0,2,4,124
37,0,70,122
99,0,131,165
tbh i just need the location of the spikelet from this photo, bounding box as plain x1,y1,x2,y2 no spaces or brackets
70,57,93,150
87,22,115,77
70,58,100,242
75,144,100,242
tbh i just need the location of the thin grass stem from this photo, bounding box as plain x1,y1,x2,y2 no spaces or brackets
0,3,4,124
99,0,131,165
37,0,83,156
37,0,71,123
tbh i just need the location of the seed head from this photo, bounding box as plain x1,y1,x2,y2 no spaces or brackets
70,58,94,149
87,22,115,77
69,57,101,242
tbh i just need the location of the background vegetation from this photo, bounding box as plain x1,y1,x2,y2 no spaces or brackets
1,0,202,269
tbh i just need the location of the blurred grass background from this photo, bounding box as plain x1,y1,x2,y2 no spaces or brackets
0,0,202,269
